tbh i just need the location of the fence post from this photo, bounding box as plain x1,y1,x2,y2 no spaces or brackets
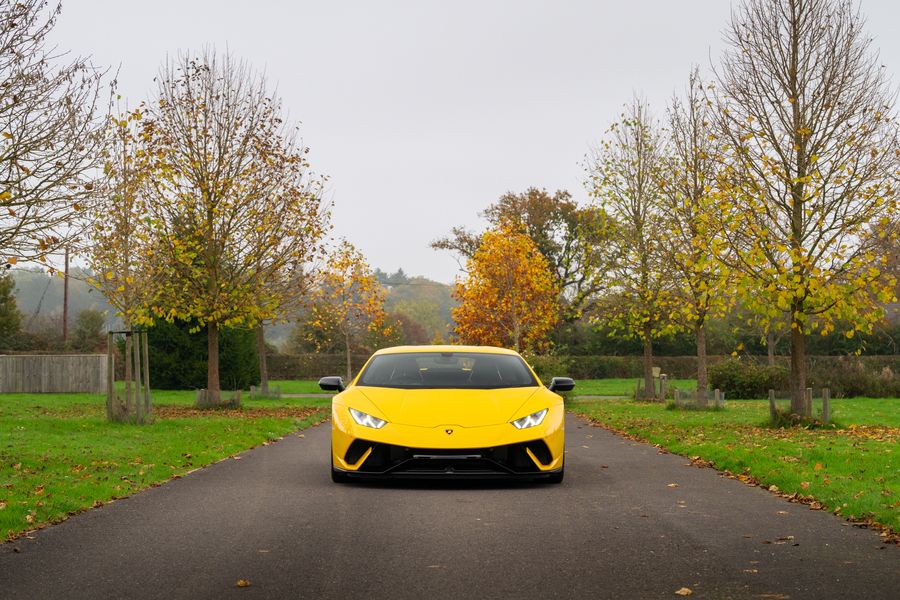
714,388,722,408
106,332,115,421
659,374,667,402
141,331,152,416
822,388,830,424
133,331,143,424
805,387,813,418
768,389,776,422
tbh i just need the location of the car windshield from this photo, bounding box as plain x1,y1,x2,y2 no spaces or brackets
356,352,538,389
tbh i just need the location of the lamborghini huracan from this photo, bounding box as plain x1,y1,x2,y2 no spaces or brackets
319,345,574,483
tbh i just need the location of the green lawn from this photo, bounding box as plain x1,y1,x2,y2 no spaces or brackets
0,391,327,541
573,377,698,397
570,397,900,533
266,379,333,395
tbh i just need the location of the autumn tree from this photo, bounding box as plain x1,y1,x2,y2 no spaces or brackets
452,222,559,352
588,98,673,398
714,0,898,416
304,241,389,381
142,50,329,406
87,108,154,328
659,68,730,405
433,188,611,322
0,1,106,266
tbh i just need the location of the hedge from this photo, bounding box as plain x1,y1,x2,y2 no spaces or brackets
268,353,900,384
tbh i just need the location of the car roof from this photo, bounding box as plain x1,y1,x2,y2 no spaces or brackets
370,345,521,356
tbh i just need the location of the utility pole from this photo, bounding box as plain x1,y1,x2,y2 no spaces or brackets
62,246,69,343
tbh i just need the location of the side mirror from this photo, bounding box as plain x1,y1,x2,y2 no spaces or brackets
318,376,345,392
548,377,575,393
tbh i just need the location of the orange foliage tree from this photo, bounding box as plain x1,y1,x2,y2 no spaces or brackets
452,223,559,352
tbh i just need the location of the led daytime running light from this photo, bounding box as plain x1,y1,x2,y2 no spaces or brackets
511,408,548,429
349,407,387,429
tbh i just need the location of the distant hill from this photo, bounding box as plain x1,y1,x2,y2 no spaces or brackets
375,268,456,341
9,267,118,332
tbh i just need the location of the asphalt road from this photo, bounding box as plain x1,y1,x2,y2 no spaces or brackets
1,414,897,599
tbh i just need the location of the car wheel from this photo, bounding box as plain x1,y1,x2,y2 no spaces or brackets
331,456,350,483
545,466,564,484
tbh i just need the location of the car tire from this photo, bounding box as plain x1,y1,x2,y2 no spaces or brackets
331,456,350,483
545,466,564,484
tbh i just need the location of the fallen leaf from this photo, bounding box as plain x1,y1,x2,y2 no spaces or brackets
236,579,250,588
800,481,810,489
776,510,789,515
814,462,823,471
667,483,679,488
674,587,693,596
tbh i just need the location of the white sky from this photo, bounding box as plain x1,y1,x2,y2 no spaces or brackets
51,0,900,283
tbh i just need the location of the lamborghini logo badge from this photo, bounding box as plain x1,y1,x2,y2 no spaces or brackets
445,429,453,435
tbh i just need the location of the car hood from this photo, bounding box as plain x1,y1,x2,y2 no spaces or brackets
355,386,541,428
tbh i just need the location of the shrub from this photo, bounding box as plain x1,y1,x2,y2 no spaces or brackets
708,359,788,399
527,355,574,384
146,320,259,390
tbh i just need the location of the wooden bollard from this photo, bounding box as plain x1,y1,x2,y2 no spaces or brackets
806,387,813,417
768,389,776,422
714,388,723,408
822,388,831,424
659,374,667,402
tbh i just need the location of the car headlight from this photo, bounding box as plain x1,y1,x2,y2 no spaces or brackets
511,408,548,429
349,407,388,429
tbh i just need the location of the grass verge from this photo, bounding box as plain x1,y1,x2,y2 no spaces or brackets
0,392,327,541
570,398,899,540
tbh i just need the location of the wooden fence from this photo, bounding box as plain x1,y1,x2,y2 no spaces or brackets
0,354,107,394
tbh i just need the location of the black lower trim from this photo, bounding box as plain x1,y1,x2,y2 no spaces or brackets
340,440,557,478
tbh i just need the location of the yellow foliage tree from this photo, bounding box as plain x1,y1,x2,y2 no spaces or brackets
306,241,390,381
588,98,677,398
714,0,898,416
140,51,329,406
452,223,559,353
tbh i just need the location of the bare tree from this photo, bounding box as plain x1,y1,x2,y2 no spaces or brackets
588,98,672,398
714,0,898,416
0,1,106,264
142,50,330,406
660,68,729,406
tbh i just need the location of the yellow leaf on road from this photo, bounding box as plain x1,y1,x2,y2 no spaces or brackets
675,587,693,596
236,579,251,588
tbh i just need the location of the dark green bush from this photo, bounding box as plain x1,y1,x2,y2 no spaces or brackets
708,359,788,399
527,355,574,384
807,357,900,398
146,320,259,390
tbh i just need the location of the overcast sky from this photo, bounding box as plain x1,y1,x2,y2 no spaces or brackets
52,0,900,283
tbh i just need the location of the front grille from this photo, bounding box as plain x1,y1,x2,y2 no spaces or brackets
352,441,551,475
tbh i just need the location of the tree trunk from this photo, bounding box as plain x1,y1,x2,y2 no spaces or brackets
255,324,269,396
766,328,776,367
207,321,221,406
789,316,807,417
344,332,352,382
641,323,654,399
696,322,708,407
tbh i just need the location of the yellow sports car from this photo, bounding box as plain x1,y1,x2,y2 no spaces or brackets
319,345,574,483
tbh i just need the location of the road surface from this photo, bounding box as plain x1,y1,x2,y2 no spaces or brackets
1,414,897,599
